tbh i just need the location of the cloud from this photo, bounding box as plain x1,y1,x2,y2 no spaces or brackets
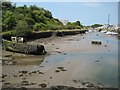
83,2,100,7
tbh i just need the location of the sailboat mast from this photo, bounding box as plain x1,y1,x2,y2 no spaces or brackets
108,14,110,25
107,14,110,30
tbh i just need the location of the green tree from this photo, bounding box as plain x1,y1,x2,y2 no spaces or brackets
38,14,46,23
44,10,53,19
2,11,16,31
14,21,32,36
75,21,81,26
91,24,103,28
25,17,35,29
34,23,46,31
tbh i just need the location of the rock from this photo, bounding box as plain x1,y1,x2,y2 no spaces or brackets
13,74,17,77
61,69,67,71
22,78,26,80
57,51,61,53
57,67,64,70
21,87,27,89
81,82,86,85
22,80,28,84
55,69,60,73
73,80,77,83
57,67,67,71
95,60,100,63
4,82,10,85
4,55,12,57
56,48,59,49
104,45,107,47
86,83,95,88
51,86,76,90
19,70,28,74
31,71,37,73
30,82,37,85
38,72,44,74
28,72,32,75
50,77,52,79
2,74,7,78
63,53,67,55
39,83,47,88
19,74,23,77
2,79,5,82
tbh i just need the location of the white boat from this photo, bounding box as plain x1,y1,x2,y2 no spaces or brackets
105,31,118,35
88,30,92,33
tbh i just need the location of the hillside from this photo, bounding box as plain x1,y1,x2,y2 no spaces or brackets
2,2,83,36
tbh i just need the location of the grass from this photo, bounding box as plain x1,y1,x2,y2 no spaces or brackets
1,30,16,35
2,28,87,36
2,39,11,49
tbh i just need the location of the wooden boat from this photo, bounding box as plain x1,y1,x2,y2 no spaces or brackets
3,39,47,55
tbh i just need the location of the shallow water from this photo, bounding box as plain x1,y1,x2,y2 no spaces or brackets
39,31,118,88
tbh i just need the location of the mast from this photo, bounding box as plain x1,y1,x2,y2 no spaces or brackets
107,14,110,29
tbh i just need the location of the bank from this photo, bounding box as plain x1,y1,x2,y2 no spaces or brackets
2,29,87,41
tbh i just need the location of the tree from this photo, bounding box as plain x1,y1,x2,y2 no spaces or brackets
25,17,35,29
2,11,16,31
75,21,81,26
14,21,32,36
91,24,103,28
30,5,40,10
38,14,46,23
34,23,46,31
2,2,12,10
44,10,53,19
2,1,16,12
67,22,72,25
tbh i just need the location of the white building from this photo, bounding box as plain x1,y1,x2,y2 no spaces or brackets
98,24,119,31
60,20,69,25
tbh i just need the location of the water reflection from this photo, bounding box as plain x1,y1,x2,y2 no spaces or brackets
13,55,45,65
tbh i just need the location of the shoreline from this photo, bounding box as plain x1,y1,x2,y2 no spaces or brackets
2,29,87,41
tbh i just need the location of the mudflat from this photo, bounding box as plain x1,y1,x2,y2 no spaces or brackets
2,31,118,88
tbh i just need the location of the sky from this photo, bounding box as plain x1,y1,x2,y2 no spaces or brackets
10,1,119,26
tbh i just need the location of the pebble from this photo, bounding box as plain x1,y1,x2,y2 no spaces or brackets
50,77,52,79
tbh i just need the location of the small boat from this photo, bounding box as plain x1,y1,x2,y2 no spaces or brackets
105,31,118,35
91,40,102,45
3,39,47,55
